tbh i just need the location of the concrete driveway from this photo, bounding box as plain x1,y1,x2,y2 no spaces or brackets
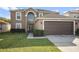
46,35,79,52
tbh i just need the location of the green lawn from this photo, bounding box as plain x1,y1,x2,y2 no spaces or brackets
0,32,61,52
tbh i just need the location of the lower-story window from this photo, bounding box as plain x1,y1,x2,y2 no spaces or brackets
16,23,22,29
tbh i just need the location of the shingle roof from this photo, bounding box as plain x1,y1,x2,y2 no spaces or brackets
65,10,79,14
41,13,71,18
10,8,59,14
36,9,59,14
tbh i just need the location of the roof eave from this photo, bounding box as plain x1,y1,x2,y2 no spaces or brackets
36,17,79,20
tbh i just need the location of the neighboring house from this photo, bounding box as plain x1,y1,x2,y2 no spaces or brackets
64,9,79,34
10,8,79,35
64,10,79,18
0,20,11,32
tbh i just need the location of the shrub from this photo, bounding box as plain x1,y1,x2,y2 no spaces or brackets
75,29,79,35
33,29,45,37
10,29,25,33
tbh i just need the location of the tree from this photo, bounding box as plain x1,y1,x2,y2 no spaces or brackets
0,17,11,22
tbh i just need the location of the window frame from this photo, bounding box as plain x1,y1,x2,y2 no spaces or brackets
16,12,21,20
39,13,43,17
0,24,2,30
16,23,22,29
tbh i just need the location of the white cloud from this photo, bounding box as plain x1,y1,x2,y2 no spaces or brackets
2,7,9,10
68,8,79,12
0,7,18,11
0,7,9,10
9,7,18,10
63,11,68,13
4,16,10,19
52,10,59,12
0,13,10,19
75,8,79,10
0,0,79,7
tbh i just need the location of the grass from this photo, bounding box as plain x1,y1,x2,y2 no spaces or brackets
0,32,61,52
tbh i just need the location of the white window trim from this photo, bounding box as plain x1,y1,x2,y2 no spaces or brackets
39,13,43,17
16,12,21,20
16,23,22,29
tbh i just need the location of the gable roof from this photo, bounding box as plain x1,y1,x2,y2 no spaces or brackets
25,8,37,12
65,10,79,14
36,9,59,13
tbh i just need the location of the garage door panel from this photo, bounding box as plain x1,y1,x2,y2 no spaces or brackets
44,21,73,35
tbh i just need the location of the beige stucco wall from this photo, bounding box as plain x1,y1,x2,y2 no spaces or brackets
64,13,79,18
75,20,79,30
64,12,79,33
34,19,43,30
0,23,11,32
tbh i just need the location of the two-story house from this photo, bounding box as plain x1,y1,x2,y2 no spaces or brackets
10,8,78,35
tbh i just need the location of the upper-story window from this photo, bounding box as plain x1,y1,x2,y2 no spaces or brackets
16,12,21,20
39,13,43,17
27,12,35,22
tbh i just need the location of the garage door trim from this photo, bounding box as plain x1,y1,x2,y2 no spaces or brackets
43,20,75,35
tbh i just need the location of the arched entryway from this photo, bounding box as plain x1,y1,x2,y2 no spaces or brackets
27,12,35,32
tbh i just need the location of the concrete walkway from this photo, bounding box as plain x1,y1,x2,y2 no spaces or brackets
46,35,79,52
27,33,79,52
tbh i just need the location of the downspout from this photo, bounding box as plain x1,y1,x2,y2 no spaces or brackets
42,19,44,30
73,21,75,36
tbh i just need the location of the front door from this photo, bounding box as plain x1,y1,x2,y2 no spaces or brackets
27,12,35,33
28,24,33,32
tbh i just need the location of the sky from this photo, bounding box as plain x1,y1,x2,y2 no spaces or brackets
0,7,79,19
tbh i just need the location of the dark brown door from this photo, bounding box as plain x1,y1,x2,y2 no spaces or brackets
44,21,73,35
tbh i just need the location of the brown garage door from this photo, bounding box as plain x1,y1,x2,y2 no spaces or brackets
44,21,73,35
